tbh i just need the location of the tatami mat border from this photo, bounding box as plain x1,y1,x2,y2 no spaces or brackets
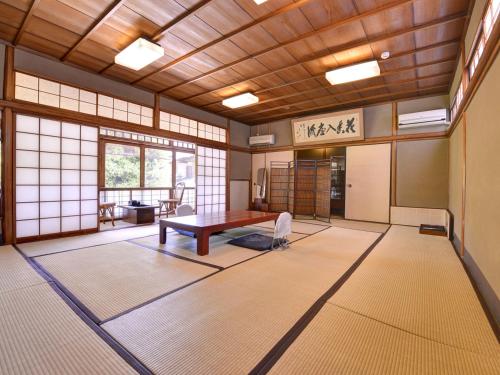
249,226,390,375
11,245,153,375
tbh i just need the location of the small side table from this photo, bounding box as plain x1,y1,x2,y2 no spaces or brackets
99,202,116,226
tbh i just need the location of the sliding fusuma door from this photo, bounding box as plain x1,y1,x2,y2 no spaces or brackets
15,114,98,240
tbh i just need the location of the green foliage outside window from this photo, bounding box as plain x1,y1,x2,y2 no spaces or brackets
145,148,172,187
105,144,140,188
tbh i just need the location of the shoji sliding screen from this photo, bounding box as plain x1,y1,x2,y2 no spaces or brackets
196,146,226,214
15,114,98,239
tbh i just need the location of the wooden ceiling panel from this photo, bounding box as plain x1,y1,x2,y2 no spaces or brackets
230,59,271,79
416,60,456,76
300,0,358,29
0,2,26,28
168,62,205,80
33,0,93,35
332,45,374,66
382,70,417,83
180,51,224,73
169,16,221,48
254,47,297,71
379,54,416,71
360,2,413,37
0,21,17,42
227,80,262,94
228,25,279,55
104,5,159,40
249,73,287,90
124,0,187,28
369,33,416,59
209,68,245,86
235,0,296,19
414,18,464,47
197,0,254,34
75,38,117,64
202,39,248,64
67,51,111,72
88,24,132,51
414,43,457,64
140,72,185,92
417,74,451,88
56,0,116,18
315,21,367,50
301,56,338,75
274,64,313,82
158,32,198,59
284,35,330,62
18,31,68,58
167,82,210,99
0,0,31,11
413,0,468,23
259,8,314,43
24,16,79,48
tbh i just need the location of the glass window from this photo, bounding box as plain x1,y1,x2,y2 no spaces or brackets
176,152,195,187
145,148,173,187
105,143,140,188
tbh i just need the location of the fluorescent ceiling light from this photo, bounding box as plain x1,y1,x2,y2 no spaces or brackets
115,38,164,70
222,93,259,108
325,60,380,85
254,0,268,4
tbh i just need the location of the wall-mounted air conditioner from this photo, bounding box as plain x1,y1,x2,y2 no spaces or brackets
398,109,450,129
249,134,275,146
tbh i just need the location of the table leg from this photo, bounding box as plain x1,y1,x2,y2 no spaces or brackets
159,223,167,244
196,231,210,256
110,206,115,226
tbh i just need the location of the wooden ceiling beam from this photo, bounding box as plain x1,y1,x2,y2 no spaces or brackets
13,0,41,45
205,40,460,112
131,0,316,85
177,11,466,103
215,58,455,115
61,0,126,61
160,0,414,93
243,84,449,124
235,72,453,120
99,0,213,74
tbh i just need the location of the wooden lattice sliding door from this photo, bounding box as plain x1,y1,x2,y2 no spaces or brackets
315,160,332,222
269,161,291,212
294,160,316,218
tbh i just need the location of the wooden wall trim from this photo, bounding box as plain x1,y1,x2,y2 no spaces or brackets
3,46,14,101
153,93,160,130
1,108,14,244
248,130,448,154
391,102,398,206
461,111,467,257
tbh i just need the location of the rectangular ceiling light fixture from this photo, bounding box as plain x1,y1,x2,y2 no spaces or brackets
254,0,268,4
325,60,380,85
115,37,164,71
222,93,259,109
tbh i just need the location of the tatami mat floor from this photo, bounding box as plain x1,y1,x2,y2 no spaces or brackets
1,222,498,374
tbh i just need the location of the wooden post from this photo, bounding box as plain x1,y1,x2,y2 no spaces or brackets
460,111,467,257
2,46,15,243
153,93,160,130
2,108,15,244
391,101,398,207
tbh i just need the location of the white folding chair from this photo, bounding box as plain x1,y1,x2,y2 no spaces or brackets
272,212,292,249
175,204,194,217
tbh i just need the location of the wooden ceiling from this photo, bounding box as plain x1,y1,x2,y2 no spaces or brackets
0,0,469,124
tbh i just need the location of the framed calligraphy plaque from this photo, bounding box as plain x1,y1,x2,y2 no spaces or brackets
291,108,364,146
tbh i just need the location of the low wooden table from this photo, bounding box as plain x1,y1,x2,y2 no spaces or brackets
119,205,156,224
159,210,280,256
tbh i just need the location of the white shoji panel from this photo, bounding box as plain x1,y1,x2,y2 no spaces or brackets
196,146,226,215
15,114,98,239
159,111,227,144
